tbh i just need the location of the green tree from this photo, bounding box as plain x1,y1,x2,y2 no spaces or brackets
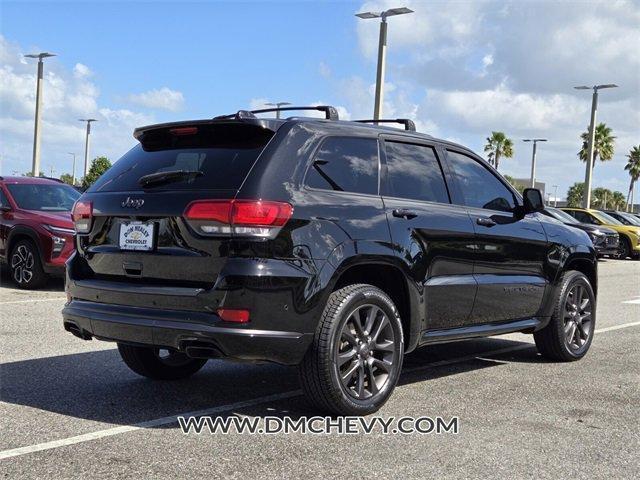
503,174,525,194
624,145,640,211
484,131,514,171
591,187,612,209
610,191,626,211
22,171,44,177
60,173,75,185
82,156,112,189
578,123,615,169
566,182,584,207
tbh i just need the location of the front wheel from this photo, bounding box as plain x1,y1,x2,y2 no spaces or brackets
10,239,47,289
117,344,207,380
299,284,404,416
534,271,595,361
617,237,631,259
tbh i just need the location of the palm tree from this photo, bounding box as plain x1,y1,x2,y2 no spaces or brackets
578,123,615,168
484,131,514,171
625,145,640,212
610,191,626,211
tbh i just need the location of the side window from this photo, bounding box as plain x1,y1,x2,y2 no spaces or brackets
446,150,515,213
0,188,10,209
573,211,595,224
383,142,449,203
305,137,379,195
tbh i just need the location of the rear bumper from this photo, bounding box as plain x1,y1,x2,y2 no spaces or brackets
62,299,312,365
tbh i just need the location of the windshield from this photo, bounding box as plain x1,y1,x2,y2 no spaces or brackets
7,183,80,211
594,211,623,225
547,207,580,224
617,212,640,226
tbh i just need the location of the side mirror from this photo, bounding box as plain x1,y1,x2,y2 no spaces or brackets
0,204,11,212
523,188,544,213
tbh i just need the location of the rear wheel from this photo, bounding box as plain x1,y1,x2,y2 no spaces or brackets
117,344,207,380
299,284,404,416
534,271,595,361
10,239,47,289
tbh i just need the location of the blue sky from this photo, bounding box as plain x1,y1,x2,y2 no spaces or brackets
1,0,639,200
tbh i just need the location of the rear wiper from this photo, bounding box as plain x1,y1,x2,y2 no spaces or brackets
138,170,203,187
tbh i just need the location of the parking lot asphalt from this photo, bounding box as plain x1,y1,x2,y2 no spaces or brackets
1,259,638,479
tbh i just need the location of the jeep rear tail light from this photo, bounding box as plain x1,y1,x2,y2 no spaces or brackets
72,200,93,233
184,200,293,238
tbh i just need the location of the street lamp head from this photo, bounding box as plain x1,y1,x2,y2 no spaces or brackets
265,102,292,107
356,7,413,20
24,52,56,60
596,84,618,90
355,11,382,19
79,118,98,123
384,7,414,17
574,86,591,90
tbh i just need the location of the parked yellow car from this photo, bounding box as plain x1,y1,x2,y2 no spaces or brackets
561,208,640,259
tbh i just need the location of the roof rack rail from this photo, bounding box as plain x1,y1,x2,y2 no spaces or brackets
355,118,416,132
215,105,339,121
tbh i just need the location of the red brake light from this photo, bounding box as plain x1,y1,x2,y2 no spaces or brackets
216,308,250,323
184,201,231,222
72,200,93,233
169,127,198,136
232,201,293,226
183,200,293,237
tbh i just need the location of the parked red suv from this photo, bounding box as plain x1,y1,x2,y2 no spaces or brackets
0,176,80,288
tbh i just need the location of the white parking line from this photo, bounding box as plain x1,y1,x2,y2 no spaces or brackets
0,297,66,305
1,319,639,461
622,297,640,305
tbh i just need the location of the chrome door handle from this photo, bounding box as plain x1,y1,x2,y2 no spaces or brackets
476,217,497,227
392,209,418,219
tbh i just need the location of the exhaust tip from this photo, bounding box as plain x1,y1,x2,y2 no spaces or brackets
184,344,224,359
64,322,92,340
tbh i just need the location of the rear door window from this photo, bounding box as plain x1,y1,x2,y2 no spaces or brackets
383,141,449,203
305,137,379,195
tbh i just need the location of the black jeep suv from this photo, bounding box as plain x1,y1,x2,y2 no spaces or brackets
63,106,597,415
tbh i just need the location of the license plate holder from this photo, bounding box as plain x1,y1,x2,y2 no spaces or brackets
119,221,155,251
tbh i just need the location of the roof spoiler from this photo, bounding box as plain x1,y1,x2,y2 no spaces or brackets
355,118,416,132
215,105,340,121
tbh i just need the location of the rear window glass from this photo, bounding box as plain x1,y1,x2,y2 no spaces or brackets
305,137,379,195
6,183,80,211
90,123,274,192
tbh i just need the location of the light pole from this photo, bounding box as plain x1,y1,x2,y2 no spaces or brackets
356,7,413,120
574,84,618,208
552,185,558,207
24,52,56,177
523,138,547,188
68,152,77,186
79,119,97,178
264,102,291,119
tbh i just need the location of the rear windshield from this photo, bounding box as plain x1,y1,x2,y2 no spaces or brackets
90,123,274,192
7,183,80,211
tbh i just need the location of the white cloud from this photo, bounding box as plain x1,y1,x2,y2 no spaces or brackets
127,87,184,112
319,61,331,78
73,63,92,79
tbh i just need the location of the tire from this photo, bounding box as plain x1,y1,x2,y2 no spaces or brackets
299,284,404,416
617,237,631,259
117,344,207,380
534,271,596,362
10,239,47,289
